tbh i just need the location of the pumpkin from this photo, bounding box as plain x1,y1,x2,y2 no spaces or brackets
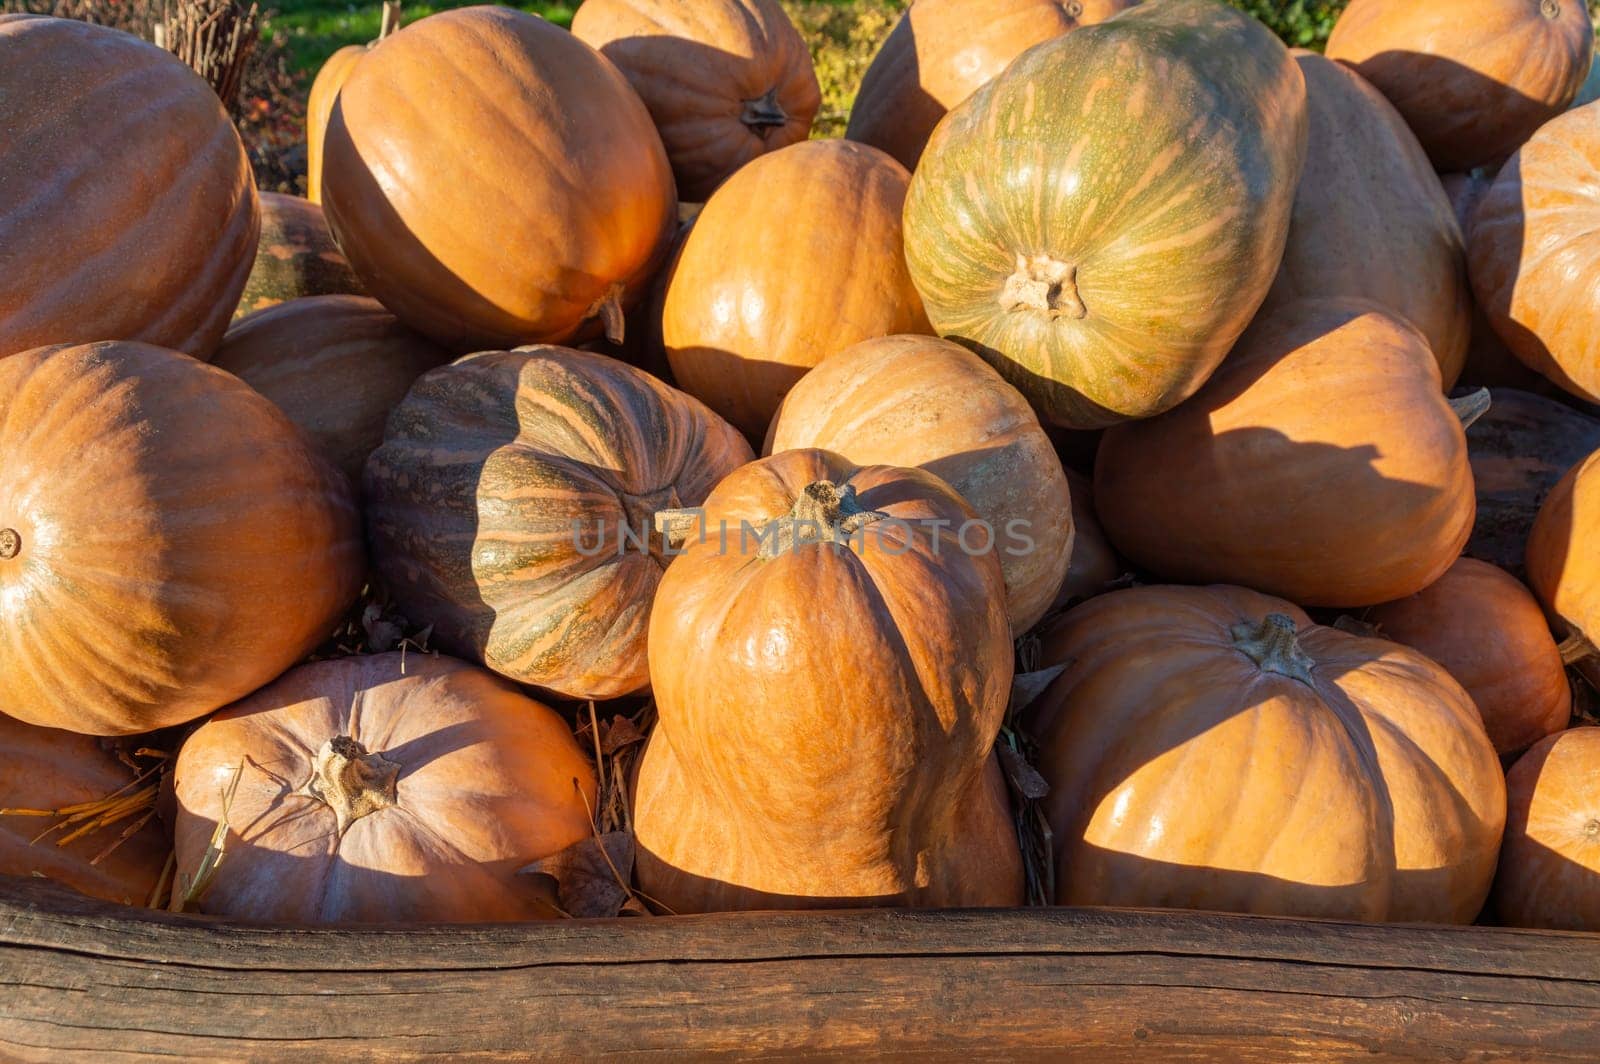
321,6,677,352
171,653,595,923
1469,103,1600,404
1094,298,1477,608
1366,558,1570,756
1262,52,1468,387
844,0,1139,172
364,346,752,701
234,193,366,319
571,0,820,202
1325,0,1592,173
1465,389,1600,577
662,139,929,441
1051,468,1122,612
214,295,455,486
634,448,1022,912
0,15,258,361
0,342,363,736
1528,446,1600,651
766,334,1073,634
901,0,1308,430
1493,728,1600,931
305,46,367,206
1027,584,1506,923
0,717,169,907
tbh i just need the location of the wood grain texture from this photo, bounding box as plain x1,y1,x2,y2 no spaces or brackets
1,876,1599,1060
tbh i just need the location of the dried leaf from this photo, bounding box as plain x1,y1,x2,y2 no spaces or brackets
1010,664,1068,713
600,715,647,755
1331,615,1382,639
520,831,638,919
996,742,1049,801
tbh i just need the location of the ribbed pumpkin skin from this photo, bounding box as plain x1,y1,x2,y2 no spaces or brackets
902,0,1308,429
635,449,1022,913
1528,448,1600,648
767,334,1073,634
214,295,454,485
844,0,1139,171
305,44,368,206
1264,52,1469,388
1028,584,1506,923
172,654,596,924
0,343,364,736
1368,558,1570,756
0,15,259,362
1469,104,1600,404
364,347,753,701
234,193,366,318
1326,0,1592,173
1095,299,1475,608
571,0,820,202
1494,728,1600,930
662,140,930,441
322,6,677,352
1052,467,1122,611
0,716,169,907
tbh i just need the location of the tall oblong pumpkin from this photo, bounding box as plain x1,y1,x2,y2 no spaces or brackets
902,0,1308,429
0,343,363,735
635,449,1022,913
322,6,677,352
571,0,820,202
364,347,753,701
0,15,258,361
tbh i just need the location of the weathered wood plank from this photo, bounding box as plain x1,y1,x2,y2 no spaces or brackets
0,876,1598,1060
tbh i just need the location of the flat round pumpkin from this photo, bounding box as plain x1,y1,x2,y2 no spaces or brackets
0,342,363,735
1094,299,1476,608
1326,0,1592,172
767,334,1073,634
0,717,169,907
1528,447,1600,649
1367,558,1570,756
1262,51,1468,388
0,15,258,361
1469,103,1600,404
635,448,1022,913
234,193,366,319
1494,728,1600,930
364,346,752,701
305,44,369,205
571,0,820,202
322,6,677,352
902,0,1308,429
1027,584,1506,923
214,295,454,486
662,139,930,442
172,653,595,923
844,0,1139,172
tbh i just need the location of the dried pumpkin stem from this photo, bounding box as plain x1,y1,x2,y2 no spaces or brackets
586,283,628,346
0,528,18,560
1542,0,1562,18
1000,253,1087,320
740,88,789,131
757,480,888,559
1448,387,1492,430
299,736,400,837
1230,613,1316,685
378,0,402,39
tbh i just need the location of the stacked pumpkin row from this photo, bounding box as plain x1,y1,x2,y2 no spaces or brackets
3,0,1600,933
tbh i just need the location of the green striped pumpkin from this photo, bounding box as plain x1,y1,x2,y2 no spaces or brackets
902,0,1309,430
363,347,752,701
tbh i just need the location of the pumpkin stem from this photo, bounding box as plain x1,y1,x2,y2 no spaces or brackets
1449,388,1492,430
1000,253,1086,321
757,480,888,559
1230,613,1316,686
586,283,627,346
299,736,400,838
378,1,402,39
0,528,18,560
740,88,789,132
621,486,684,565
1542,0,1562,18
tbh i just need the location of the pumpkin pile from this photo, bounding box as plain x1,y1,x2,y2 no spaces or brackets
4,0,1600,936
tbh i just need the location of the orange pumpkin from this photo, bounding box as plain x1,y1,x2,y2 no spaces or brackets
844,0,1139,171
322,6,677,352
1095,299,1476,608
766,334,1073,634
1367,558,1570,756
0,15,258,361
172,653,595,923
364,347,752,701
1528,446,1600,650
0,342,363,735
214,295,454,486
571,0,820,202
1326,0,1593,172
662,139,930,441
1051,468,1122,612
1494,727,1600,930
1027,584,1506,923
635,449,1022,912
305,46,368,206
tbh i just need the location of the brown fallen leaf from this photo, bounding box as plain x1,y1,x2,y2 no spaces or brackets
600,714,647,756
996,741,1049,801
520,831,644,919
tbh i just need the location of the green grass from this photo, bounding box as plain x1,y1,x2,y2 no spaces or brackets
266,2,576,73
